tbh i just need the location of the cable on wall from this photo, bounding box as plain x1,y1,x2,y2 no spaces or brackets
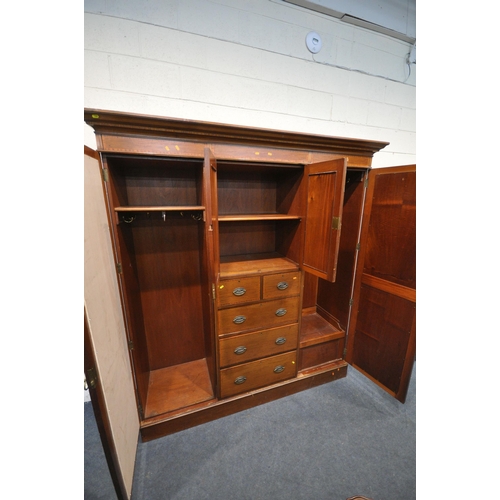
404,42,416,83
306,30,416,85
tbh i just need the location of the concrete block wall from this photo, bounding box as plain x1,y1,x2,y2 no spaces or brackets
84,0,416,167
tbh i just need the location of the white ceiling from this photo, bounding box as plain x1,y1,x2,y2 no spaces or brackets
283,0,416,44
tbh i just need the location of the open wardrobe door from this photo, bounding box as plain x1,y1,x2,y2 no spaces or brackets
346,165,416,403
84,147,140,499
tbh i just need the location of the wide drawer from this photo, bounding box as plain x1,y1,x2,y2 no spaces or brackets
217,297,300,335
219,324,299,368
262,271,301,299
219,351,297,398
217,276,261,307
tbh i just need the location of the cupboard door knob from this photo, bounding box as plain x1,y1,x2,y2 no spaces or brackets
233,315,246,324
274,365,285,374
234,346,247,355
277,281,289,290
275,308,287,317
233,287,246,296
275,337,286,345
234,376,247,385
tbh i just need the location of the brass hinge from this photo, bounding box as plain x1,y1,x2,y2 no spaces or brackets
102,168,109,182
364,176,369,188
116,262,123,274
128,340,134,350
138,403,144,418
343,347,347,357
349,298,354,306
85,367,98,389
332,216,341,230
212,283,216,301
356,243,361,251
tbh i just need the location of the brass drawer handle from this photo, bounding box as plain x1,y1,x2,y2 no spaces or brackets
233,287,246,296
234,376,247,385
274,365,285,374
277,281,289,290
275,308,287,317
233,315,246,324
234,346,247,355
275,337,286,345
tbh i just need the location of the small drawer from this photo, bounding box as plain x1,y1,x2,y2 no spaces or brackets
262,271,301,299
219,351,297,398
217,276,261,308
217,297,300,335
219,324,299,368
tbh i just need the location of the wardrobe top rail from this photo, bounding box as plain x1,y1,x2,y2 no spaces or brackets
84,109,388,158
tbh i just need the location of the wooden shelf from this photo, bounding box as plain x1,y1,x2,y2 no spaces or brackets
144,359,214,419
115,206,205,212
218,214,301,222
220,253,299,278
300,312,345,348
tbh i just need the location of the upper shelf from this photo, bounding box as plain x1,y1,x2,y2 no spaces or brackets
115,206,205,212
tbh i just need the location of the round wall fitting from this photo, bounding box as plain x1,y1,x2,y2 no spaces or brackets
306,31,322,54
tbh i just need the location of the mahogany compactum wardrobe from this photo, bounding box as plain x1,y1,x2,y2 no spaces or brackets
84,109,415,451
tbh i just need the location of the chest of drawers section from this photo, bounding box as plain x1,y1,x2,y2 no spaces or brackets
216,270,301,398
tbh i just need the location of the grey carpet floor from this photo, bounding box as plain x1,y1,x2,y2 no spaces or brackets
85,400,117,499
85,364,416,500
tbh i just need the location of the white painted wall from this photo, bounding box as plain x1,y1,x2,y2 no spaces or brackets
84,0,416,166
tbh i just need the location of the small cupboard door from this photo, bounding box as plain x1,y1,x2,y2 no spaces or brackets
302,158,347,282
346,165,416,403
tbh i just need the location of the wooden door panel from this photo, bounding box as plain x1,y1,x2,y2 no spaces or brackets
303,171,336,271
363,170,416,288
350,285,415,396
302,158,346,282
84,148,139,498
347,165,416,403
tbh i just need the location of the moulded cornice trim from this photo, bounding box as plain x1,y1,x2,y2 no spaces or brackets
84,109,389,157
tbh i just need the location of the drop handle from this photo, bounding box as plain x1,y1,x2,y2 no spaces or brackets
275,308,287,317
234,346,247,355
233,287,246,296
274,365,285,374
233,315,246,324
234,376,247,385
275,337,286,345
276,281,289,290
